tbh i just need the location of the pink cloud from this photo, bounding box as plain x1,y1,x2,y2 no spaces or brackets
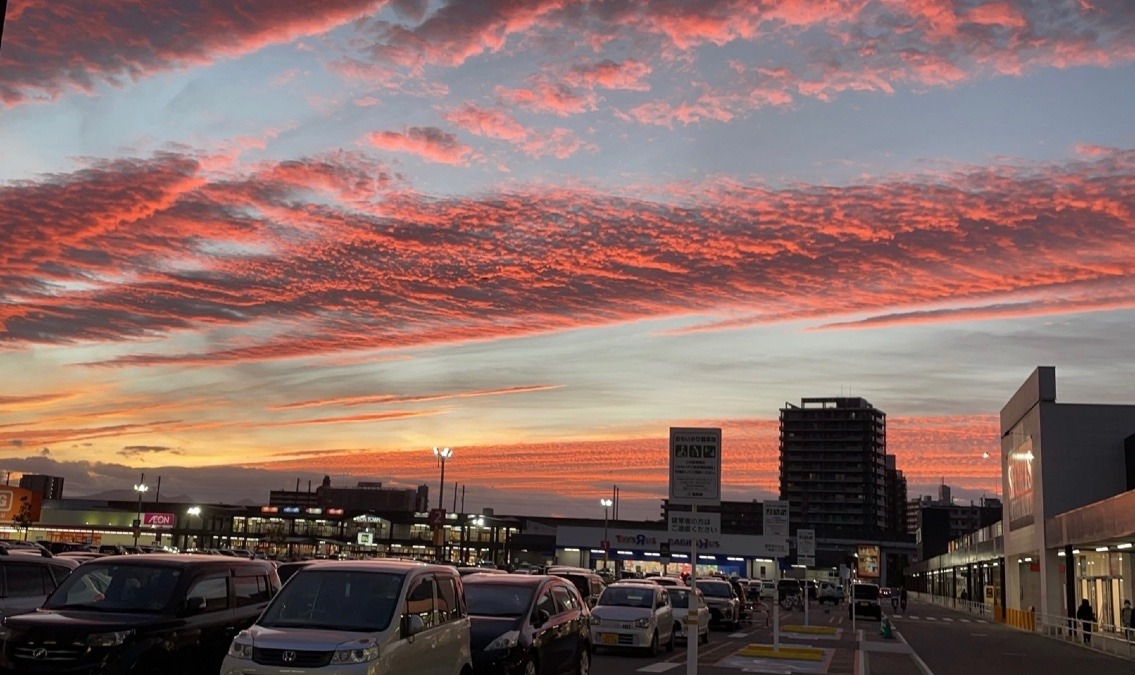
564,59,653,91
365,127,473,165
0,0,386,106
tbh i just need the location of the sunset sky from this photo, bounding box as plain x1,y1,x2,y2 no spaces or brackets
2,0,1134,520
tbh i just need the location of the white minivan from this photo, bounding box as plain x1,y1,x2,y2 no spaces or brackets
220,560,472,675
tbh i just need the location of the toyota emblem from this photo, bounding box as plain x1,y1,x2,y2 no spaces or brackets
32,648,48,660
282,650,297,663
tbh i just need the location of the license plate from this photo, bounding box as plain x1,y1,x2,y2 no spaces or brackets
601,633,619,645
859,601,870,607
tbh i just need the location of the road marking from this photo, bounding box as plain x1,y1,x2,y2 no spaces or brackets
895,630,935,675
971,633,988,637
959,619,970,623
942,618,953,622
925,617,936,621
638,663,681,672
728,632,749,638
857,649,866,675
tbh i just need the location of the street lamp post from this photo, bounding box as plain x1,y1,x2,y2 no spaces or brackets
186,506,202,551
133,474,149,546
600,498,612,574
433,447,453,561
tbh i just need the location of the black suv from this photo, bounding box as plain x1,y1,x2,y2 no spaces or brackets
0,554,279,674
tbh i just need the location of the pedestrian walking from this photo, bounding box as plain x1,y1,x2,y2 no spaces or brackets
900,587,908,613
1121,599,1132,641
1076,598,1096,645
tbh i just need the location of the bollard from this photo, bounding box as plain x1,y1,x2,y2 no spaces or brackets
879,616,894,639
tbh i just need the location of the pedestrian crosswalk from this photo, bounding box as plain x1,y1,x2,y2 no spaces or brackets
894,615,988,623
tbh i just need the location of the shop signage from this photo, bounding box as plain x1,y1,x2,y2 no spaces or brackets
857,544,881,578
614,533,661,546
357,532,374,545
143,512,176,527
668,427,722,506
761,540,789,557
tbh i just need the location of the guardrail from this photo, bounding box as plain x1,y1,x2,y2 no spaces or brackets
911,592,1134,659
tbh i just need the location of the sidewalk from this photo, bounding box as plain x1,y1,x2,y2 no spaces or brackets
858,621,926,675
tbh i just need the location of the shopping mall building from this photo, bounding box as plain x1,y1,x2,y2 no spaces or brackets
907,367,1135,632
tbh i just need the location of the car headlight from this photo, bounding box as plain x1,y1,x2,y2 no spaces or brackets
87,630,132,647
331,645,380,664
484,630,520,651
227,639,254,660
634,617,651,628
590,616,602,626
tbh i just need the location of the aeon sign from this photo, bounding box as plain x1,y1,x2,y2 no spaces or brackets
144,512,176,527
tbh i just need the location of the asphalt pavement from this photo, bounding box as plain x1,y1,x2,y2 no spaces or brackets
589,597,1135,675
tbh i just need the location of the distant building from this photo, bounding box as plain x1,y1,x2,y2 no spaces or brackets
884,455,908,535
662,499,765,533
18,474,65,500
779,397,889,537
315,476,429,513
911,489,1002,560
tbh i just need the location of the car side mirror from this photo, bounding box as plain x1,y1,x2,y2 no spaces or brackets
185,596,205,613
532,609,550,627
403,614,426,638
587,597,597,608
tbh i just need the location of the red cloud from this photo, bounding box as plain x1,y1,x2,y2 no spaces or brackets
4,149,1135,364
495,82,597,116
564,59,653,91
0,0,385,106
365,127,473,165
445,104,592,159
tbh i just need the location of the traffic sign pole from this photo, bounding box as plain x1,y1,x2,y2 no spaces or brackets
687,505,698,675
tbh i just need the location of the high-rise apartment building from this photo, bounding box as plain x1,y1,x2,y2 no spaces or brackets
884,455,908,534
779,397,888,537
18,474,65,499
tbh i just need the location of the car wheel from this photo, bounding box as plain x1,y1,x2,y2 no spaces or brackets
647,630,660,657
667,626,676,652
700,628,709,645
577,646,591,675
523,656,538,675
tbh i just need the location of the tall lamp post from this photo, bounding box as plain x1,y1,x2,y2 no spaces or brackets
600,498,613,574
433,447,453,561
186,506,202,551
132,474,149,546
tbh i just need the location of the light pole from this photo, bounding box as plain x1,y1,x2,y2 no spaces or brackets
600,498,612,574
433,447,453,561
132,474,149,546
186,506,201,551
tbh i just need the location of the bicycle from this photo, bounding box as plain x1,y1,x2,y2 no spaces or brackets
780,593,803,611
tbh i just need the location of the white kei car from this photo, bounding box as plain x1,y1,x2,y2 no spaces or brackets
666,586,709,644
590,581,678,656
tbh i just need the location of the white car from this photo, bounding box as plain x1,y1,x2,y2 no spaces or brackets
666,586,709,645
220,560,472,675
590,581,677,656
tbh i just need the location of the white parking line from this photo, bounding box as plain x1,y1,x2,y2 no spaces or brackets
895,630,935,675
637,663,681,672
727,632,749,638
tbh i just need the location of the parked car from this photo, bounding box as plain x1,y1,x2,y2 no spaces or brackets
777,578,803,602
546,567,606,608
848,582,883,620
589,581,677,656
803,579,819,600
221,560,472,675
642,576,684,588
464,572,591,675
458,566,509,577
697,579,741,628
0,554,279,673
274,559,318,585
818,582,843,605
0,547,79,619
666,586,709,645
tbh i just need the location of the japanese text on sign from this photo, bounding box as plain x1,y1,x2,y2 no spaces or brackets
668,427,722,506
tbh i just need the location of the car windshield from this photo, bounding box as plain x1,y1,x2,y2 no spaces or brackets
667,589,692,608
599,586,654,608
465,584,535,617
699,583,732,598
45,563,182,613
258,570,404,632
853,585,879,600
